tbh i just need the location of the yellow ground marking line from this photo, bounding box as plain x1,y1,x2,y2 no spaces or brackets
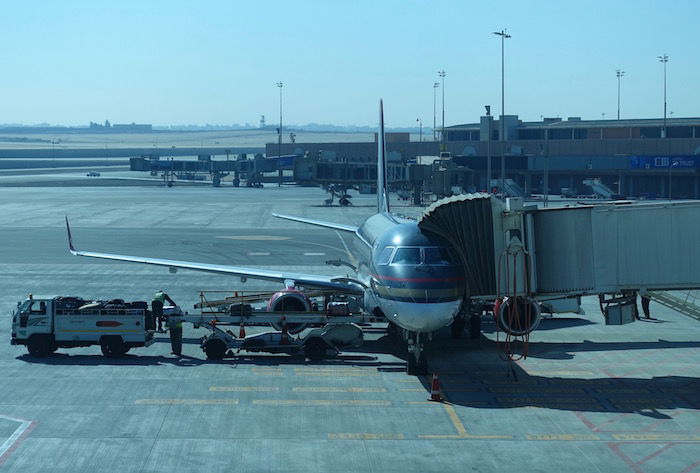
444,403,468,436
526,434,601,441
210,386,279,392
612,434,700,441
294,372,379,377
525,370,596,376
57,329,141,333
135,399,239,405
404,401,446,405
417,394,514,440
328,433,404,440
252,371,283,376
292,387,387,393
253,400,391,406
488,387,585,394
216,235,291,241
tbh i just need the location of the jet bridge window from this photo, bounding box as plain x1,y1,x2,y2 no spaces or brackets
391,247,421,265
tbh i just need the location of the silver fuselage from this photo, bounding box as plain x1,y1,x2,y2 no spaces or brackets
353,213,463,332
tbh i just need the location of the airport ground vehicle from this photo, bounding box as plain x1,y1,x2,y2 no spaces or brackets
187,291,377,360
11,296,155,357
86,171,100,177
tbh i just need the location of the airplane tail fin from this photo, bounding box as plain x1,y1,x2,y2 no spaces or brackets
377,100,390,214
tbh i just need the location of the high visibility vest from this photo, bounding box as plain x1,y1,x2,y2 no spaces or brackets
154,291,166,303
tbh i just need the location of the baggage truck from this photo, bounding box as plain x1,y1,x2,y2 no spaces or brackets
10,296,155,357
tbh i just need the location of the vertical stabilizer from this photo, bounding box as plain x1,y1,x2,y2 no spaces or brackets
377,100,390,213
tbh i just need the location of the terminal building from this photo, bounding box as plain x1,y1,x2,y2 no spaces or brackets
267,115,700,199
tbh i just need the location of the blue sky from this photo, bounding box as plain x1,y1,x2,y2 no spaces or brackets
1,0,698,127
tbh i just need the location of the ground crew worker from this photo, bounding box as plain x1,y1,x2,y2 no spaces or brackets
167,311,183,356
152,290,176,332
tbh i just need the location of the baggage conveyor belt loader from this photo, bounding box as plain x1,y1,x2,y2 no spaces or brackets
177,290,385,360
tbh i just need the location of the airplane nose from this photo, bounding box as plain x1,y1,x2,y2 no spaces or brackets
382,298,462,332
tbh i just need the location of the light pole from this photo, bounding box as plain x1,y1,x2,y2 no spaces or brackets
616,70,625,120
276,82,283,187
494,29,511,194
276,82,283,154
416,118,423,162
658,54,668,138
668,160,679,201
485,105,492,192
438,70,446,150
433,82,440,141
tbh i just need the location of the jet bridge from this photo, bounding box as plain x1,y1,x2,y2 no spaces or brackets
419,195,700,304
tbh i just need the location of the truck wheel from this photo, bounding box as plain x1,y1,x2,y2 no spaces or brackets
204,338,227,360
101,337,127,358
27,335,51,357
304,338,327,361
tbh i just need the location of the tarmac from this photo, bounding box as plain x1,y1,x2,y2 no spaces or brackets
0,170,699,473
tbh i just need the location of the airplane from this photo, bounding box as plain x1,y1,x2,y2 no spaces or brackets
66,101,467,374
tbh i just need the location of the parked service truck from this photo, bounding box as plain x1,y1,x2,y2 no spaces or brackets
11,296,155,357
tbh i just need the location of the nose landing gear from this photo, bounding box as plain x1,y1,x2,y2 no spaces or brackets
407,332,428,375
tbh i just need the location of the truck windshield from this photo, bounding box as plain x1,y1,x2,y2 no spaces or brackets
18,300,32,313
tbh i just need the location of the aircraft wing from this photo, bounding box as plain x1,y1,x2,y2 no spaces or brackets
272,213,358,233
65,218,363,294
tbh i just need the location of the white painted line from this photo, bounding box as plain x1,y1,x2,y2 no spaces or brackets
0,415,35,464
303,252,325,256
248,252,271,256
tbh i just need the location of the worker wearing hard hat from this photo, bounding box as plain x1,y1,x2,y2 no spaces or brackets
152,290,175,332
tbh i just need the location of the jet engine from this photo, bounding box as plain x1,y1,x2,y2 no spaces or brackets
267,290,311,334
495,296,541,336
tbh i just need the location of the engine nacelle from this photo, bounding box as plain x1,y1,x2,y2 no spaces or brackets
267,290,311,334
496,296,541,336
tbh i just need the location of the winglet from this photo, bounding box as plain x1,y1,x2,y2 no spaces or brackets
65,216,77,254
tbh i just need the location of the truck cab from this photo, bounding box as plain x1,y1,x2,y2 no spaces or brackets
12,297,55,354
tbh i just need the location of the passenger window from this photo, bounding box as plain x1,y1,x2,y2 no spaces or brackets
391,247,421,265
377,246,395,265
424,247,454,265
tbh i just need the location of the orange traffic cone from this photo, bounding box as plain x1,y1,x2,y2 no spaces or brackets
428,373,442,402
239,321,246,338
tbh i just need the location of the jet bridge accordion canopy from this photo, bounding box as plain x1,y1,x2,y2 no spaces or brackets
418,193,497,297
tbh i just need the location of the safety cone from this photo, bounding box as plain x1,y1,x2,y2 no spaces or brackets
239,321,246,339
428,373,442,402
280,315,289,344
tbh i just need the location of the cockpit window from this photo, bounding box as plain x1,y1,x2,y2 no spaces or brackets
424,247,456,265
391,247,421,265
377,246,395,265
